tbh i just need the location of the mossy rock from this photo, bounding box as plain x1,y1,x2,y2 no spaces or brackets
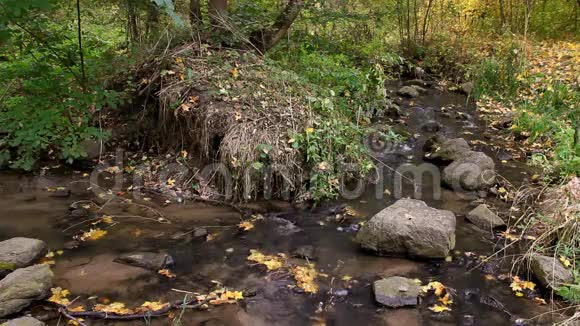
0,262,16,271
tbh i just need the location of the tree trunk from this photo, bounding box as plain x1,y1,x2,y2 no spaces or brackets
208,0,228,25
190,0,202,27
127,0,139,43
498,0,506,32
421,0,433,43
253,0,303,53
146,2,160,39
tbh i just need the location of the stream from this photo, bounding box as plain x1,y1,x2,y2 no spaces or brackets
0,82,556,325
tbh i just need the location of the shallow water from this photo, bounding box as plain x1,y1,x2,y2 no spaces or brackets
0,83,559,325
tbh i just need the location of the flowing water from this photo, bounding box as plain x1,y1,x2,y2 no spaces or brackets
0,83,558,325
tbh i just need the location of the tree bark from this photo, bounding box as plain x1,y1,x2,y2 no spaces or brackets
208,0,228,25
253,0,304,52
498,0,507,32
190,0,202,27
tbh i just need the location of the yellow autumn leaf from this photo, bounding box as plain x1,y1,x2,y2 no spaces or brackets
429,304,451,313
238,220,255,231
79,228,108,241
559,255,572,268
158,269,176,278
48,287,71,306
224,290,244,300
438,293,453,306
292,264,319,294
421,281,446,297
94,302,134,315
341,275,353,281
515,291,524,297
68,305,86,312
247,249,286,271
140,301,169,312
305,127,314,134
101,216,114,224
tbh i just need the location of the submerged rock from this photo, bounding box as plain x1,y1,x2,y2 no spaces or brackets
530,254,573,289
420,120,442,133
2,317,46,326
397,86,419,98
292,245,316,260
443,151,496,190
373,276,420,307
424,136,471,162
355,199,456,259
405,79,431,88
0,265,53,318
466,204,505,230
114,252,174,271
0,238,47,269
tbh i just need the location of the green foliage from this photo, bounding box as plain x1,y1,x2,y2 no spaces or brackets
0,0,125,170
514,83,579,177
472,42,522,99
292,118,373,201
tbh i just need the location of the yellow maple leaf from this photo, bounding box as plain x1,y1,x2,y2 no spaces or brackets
140,301,169,312
94,302,135,315
158,269,176,278
79,228,108,241
48,287,71,306
247,249,286,271
238,221,255,231
421,281,446,297
559,255,572,268
68,305,86,312
341,275,353,281
292,264,319,294
101,216,114,224
429,304,451,313
438,293,453,306
224,290,244,300
515,291,524,297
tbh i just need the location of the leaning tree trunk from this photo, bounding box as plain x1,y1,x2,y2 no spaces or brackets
208,0,228,25
252,0,303,53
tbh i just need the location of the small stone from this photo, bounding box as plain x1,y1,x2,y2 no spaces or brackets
373,276,420,307
193,228,208,238
114,252,174,271
530,254,573,289
420,120,442,132
292,245,316,260
466,204,506,230
397,86,420,98
0,265,54,318
459,81,474,95
63,240,80,250
225,248,234,253
0,238,48,269
333,289,348,297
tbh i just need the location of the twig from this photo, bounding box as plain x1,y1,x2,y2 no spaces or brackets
59,307,88,326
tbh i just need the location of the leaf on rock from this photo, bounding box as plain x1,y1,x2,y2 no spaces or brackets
429,304,451,313
158,269,176,278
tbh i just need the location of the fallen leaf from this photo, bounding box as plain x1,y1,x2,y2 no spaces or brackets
429,304,451,313
158,269,176,279
292,264,319,294
247,249,286,271
79,228,108,241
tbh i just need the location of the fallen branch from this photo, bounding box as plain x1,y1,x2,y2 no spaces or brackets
61,298,209,322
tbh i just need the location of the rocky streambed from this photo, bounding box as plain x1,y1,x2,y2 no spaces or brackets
0,80,575,325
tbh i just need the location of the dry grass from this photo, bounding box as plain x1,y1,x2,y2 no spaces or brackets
135,44,314,200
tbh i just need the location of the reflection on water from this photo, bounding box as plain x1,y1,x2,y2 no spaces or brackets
0,84,557,325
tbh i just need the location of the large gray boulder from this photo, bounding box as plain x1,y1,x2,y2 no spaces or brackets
114,252,174,271
424,136,471,162
443,151,496,190
530,254,574,289
397,86,419,98
373,276,420,307
0,238,47,270
466,204,505,230
355,199,456,259
0,265,53,318
1,317,45,326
